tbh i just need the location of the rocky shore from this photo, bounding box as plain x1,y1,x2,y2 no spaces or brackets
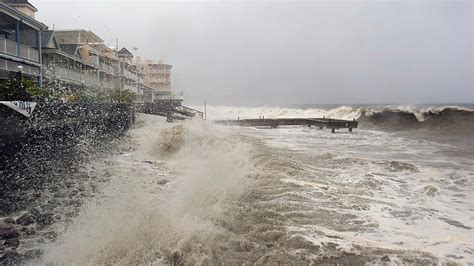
0,103,135,264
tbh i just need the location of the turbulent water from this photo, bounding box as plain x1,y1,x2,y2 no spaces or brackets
16,105,474,264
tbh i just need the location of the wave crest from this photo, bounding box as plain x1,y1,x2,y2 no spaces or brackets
201,105,474,131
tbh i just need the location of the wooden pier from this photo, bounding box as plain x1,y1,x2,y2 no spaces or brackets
214,118,358,132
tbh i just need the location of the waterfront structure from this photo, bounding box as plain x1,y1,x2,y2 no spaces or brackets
0,0,47,83
135,57,173,95
1,0,179,103
41,30,99,90
47,30,144,99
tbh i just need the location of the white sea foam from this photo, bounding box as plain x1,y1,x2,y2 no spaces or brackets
189,104,474,122
253,125,474,263
41,114,254,264
40,108,474,264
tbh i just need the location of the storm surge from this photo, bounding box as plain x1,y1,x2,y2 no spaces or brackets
41,114,254,264
39,111,473,264
202,104,474,132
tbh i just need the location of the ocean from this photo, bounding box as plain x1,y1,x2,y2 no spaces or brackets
4,104,474,264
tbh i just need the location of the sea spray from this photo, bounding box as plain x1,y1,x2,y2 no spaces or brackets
38,108,474,264
41,114,254,264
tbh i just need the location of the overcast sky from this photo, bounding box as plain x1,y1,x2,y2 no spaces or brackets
33,0,472,105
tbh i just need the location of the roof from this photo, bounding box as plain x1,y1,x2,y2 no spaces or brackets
0,2,47,30
1,0,37,12
59,44,79,57
117,47,133,57
41,30,54,47
54,29,104,44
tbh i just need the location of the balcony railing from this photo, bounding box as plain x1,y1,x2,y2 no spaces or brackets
149,78,170,83
154,94,184,101
84,75,99,86
54,66,82,84
0,58,39,76
99,62,114,74
0,38,39,62
20,45,39,62
46,65,99,87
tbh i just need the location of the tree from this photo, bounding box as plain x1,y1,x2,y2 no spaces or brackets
0,79,55,102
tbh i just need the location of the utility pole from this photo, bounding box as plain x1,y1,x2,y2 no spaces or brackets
204,101,207,120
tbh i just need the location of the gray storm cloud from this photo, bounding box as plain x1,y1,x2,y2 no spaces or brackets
34,0,472,105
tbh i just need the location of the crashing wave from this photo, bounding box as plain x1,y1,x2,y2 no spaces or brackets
198,105,474,131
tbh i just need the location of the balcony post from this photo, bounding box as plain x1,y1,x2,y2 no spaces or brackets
15,21,20,56
37,30,43,86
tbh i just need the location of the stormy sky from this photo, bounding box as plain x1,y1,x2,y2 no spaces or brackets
32,0,472,105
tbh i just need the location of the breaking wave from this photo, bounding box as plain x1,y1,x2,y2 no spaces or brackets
200,105,474,131
358,106,474,131
35,112,474,264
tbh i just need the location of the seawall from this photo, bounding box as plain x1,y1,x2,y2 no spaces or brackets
0,102,135,263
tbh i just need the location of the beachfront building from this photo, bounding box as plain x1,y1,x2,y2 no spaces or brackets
0,0,46,83
135,57,174,97
0,1,172,103
44,30,144,99
41,30,99,90
115,47,143,95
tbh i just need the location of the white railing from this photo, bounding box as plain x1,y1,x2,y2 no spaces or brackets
88,55,99,67
154,94,183,101
54,65,82,83
150,77,169,83
0,39,39,62
84,75,99,86
19,45,39,62
0,38,18,56
30,48,39,62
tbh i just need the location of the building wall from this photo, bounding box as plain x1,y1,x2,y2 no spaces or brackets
11,5,35,18
134,57,172,94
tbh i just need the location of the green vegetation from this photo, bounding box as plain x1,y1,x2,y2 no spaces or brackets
0,79,56,101
106,88,137,103
0,79,136,103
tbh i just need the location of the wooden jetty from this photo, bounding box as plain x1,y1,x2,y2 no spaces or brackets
214,117,358,132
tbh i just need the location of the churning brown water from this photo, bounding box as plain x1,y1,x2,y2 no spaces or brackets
40,107,473,265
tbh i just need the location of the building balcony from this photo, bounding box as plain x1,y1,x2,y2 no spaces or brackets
0,58,39,76
51,65,82,84
149,78,170,83
99,62,115,75
84,75,99,87
153,94,183,101
0,38,39,62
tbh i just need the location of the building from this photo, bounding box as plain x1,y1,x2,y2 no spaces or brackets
135,57,172,95
0,0,47,83
1,0,178,103
47,30,144,99
1,0,37,18
41,30,99,90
